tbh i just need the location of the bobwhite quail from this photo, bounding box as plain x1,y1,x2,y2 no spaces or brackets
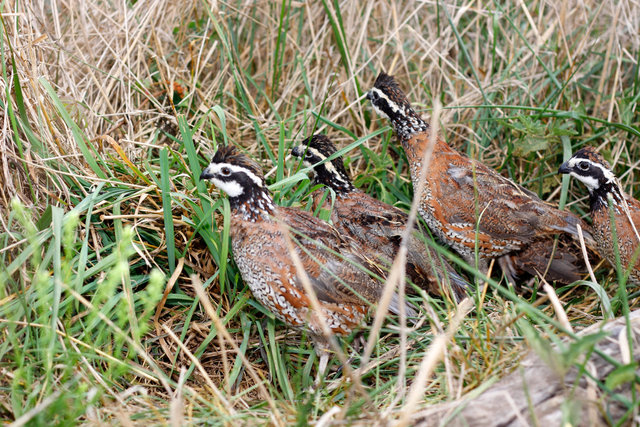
291,134,469,300
199,146,417,372
559,146,640,284
366,72,594,284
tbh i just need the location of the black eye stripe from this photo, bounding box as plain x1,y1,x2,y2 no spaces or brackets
308,155,325,163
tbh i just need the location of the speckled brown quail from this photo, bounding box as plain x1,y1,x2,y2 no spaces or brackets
199,146,417,372
559,146,640,284
366,72,595,284
291,134,469,300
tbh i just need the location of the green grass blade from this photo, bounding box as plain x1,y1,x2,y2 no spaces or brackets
38,78,108,180
160,148,176,274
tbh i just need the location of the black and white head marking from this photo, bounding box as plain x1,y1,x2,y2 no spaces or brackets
560,157,616,193
200,147,275,220
200,162,263,196
291,135,355,194
559,147,624,211
367,87,402,120
366,72,429,141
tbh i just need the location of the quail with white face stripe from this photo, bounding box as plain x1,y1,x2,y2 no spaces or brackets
559,146,640,284
292,134,469,300
200,145,418,375
367,72,596,285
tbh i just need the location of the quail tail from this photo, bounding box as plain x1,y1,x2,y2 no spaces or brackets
447,269,471,302
549,213,596,248
389,293,419,323
504,237,587,285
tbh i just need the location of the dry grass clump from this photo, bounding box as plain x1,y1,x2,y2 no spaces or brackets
1,0,639,424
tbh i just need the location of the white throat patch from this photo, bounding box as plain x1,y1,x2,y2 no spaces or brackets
569,172,600,192
211,177,244,197
567,157,616,189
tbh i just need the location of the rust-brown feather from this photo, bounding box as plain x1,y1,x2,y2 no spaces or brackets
368,73,595,284
560,146,640,284
292,134,469,299
202,145,416,337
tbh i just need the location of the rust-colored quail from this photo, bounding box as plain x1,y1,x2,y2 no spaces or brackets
367,72,595,284
559,146,640,284
200,146,417,373
291,134,469,300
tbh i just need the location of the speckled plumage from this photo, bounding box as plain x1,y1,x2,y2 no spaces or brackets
200,145,417,338
367,72,595,284
229,216,366,334
559,146,640,284
292,134,469,300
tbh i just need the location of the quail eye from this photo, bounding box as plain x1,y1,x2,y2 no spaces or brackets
578,161,589,171
370,91,379,101
220,166,231,176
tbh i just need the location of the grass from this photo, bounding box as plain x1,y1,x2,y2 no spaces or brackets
1,0,639,424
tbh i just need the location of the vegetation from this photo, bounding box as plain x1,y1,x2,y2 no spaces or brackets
1,0,638,424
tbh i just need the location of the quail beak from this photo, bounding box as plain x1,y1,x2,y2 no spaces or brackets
291,145,303,158
365,90,372,101
200,166,214,181
558,162,571,175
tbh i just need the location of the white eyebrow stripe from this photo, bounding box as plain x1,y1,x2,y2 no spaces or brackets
370,87,402,114
306,146,351,182
321,158,344,179
305,146,325,161
568,157,616,182
205,162,264,187
593,162,616,182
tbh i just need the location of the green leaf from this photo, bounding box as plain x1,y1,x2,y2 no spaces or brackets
39,78,108,180
605,363,638,390
515,136,549,156
36,205,53,231
517,318,564,374
159,148,176,274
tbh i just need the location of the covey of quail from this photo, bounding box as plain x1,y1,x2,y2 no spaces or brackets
200,146,417,372
367,72,595,284
291,134,469,300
